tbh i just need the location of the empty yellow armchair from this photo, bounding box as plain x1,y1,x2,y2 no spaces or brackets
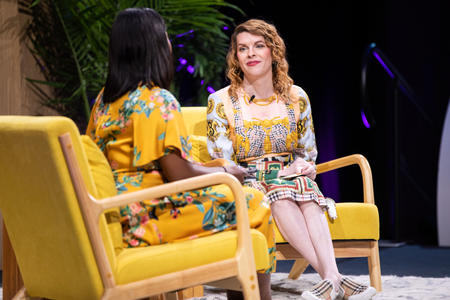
181,106,382,291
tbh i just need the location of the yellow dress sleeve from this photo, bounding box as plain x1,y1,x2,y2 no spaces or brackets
131,87,191,168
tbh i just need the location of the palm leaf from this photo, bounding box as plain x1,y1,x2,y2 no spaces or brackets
20,0,243,130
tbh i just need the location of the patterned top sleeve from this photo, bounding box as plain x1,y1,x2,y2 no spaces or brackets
206,92,237,165
293,87,318,163
132,88,191,167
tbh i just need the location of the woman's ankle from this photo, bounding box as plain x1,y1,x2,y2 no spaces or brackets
226,289,244,300
226,273,272,300
323,273,342,291
257,273,272,300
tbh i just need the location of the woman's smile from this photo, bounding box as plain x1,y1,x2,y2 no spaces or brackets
247,60,261,66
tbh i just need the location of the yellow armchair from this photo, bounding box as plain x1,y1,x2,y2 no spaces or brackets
181,106,382,291
0,116,270,299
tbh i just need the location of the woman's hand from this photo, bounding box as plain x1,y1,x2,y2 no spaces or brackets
278,158,316,180
223,165,248,184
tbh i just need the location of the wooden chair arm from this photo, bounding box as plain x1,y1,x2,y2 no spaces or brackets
316,154,375,204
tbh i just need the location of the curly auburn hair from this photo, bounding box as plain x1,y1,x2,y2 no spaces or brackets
226,19,293,102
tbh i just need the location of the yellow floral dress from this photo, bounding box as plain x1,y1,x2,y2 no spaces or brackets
86,85,276,273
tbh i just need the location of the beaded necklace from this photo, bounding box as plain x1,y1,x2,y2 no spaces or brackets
243,93,278,106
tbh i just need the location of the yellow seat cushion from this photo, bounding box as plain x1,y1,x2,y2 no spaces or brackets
275,203,380,243
114,229,268,284
80,135,123,255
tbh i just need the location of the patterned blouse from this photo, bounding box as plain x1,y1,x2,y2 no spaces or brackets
207,85,317,169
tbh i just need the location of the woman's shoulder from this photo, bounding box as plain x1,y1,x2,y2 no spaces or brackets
207,86,233,122
208,85,231,112
208,86,231,103
142,85,181,110
290,85,310,103
289,85,312,117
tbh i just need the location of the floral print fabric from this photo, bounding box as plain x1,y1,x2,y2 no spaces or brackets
86,85,276,273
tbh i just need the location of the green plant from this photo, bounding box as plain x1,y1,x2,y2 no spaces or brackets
20,0,242,130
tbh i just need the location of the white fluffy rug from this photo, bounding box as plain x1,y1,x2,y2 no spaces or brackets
195,273,450,299
1,273,448,299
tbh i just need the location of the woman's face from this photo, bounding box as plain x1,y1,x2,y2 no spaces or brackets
236,31,272,80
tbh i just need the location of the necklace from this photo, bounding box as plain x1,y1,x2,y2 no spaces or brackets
243,93,278,106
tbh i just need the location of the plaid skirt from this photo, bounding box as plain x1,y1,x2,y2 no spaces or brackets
240,154,337,219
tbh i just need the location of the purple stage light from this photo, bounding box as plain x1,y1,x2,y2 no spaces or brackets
207,86,215,94
372,51,394,78
200,80,205,85
176,44,184,48
178,58,187,65
187,65,195,74
223,26,229,30
361,110,371,128
176,29,194,38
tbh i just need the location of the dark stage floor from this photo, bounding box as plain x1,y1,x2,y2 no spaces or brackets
276,243,450,277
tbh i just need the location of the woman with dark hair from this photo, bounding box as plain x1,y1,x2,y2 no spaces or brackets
86,8,276,299
102,7,173,103
207,19,377,300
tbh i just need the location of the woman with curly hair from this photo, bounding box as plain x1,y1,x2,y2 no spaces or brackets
207,19,376,300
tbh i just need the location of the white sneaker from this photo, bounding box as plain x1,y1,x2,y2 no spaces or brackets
340,277,377,300
302,279,344,300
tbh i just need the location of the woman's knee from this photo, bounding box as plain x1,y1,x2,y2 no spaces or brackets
298,200,323,215
270,198,296,210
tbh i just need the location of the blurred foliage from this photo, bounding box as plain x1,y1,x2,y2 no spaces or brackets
19,0,242,129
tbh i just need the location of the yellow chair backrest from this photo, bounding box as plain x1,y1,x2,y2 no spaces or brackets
181,106,207,136
0,116,117,299
181,107,211,162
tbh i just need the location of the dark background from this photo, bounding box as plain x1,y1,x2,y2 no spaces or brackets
181,0,449,245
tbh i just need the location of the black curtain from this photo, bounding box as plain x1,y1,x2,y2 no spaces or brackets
224,0,449,245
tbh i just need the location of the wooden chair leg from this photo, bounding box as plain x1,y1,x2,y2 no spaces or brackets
3,224,24,300
175,286,204,299
164,292,178,300
288,258,309,280
368,241,382,291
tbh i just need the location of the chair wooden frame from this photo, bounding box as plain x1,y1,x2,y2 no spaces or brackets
39,132,262,300
275,154,382,291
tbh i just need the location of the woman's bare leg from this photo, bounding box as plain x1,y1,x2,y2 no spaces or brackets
299,201,342,288
226,273,271,300
257,273,272,300
271,200,324,276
